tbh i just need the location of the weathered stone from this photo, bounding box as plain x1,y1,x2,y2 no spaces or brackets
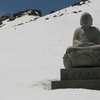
64,12,100,68
51,67,100,90
63,51,100,68
52,80,100,90
51,12,100,90
61,67,100,80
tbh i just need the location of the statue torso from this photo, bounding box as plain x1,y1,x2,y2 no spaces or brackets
76,27,100,44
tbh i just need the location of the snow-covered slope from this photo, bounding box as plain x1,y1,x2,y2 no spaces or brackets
0,0,100,100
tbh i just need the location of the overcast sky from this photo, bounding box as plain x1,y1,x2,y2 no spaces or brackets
0,0,81,16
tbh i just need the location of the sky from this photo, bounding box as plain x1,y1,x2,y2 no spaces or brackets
0,0,81,17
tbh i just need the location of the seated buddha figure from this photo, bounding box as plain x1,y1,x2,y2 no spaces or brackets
64,12,100,68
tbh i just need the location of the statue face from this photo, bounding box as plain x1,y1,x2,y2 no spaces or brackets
80,12,93,27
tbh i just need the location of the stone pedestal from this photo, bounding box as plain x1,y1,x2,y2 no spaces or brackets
63,51,100,68
51,67,100,90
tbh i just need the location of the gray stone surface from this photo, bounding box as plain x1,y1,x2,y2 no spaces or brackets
51,67,100,90
52,12,100,90
63,51,100,68
52,80,100,90
61,68,100,80
63,12,100,68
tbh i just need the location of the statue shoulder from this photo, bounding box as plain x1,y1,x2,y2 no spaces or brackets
91,26,100,32
73,27,82,39
74,27,82,35
75,27,82,31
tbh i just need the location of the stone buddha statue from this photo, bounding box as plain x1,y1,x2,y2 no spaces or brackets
63,12,100,68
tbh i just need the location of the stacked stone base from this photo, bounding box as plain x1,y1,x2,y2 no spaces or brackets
52,67,100,90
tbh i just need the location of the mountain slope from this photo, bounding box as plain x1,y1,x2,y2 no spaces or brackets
0,0,100,100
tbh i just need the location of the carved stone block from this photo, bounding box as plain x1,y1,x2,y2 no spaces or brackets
52,80,100,90
51,67,100,90
61,68,100,80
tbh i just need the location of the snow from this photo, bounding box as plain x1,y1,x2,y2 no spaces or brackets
0,0,100,99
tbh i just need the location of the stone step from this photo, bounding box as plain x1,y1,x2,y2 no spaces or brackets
61,67,100,80
52,80,100,90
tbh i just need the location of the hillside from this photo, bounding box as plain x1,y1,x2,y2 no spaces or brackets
0,0,100,100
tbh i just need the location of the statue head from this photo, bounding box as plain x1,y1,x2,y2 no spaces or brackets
80,12,93,27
